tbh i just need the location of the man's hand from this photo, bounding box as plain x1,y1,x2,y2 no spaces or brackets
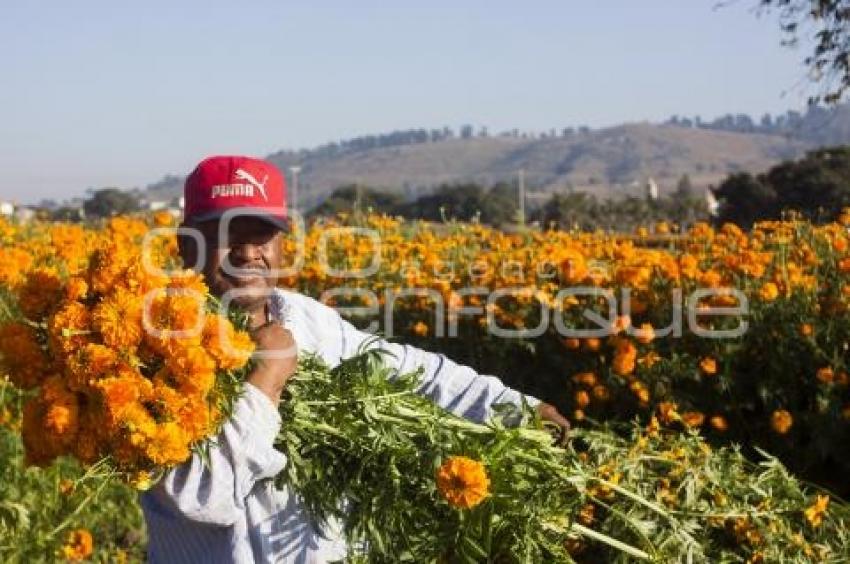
536,402,570,445
247,322,298,405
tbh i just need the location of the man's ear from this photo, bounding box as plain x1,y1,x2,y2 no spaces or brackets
177,222,198,270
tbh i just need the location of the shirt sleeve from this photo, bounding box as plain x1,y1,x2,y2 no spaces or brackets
144,382,287,527
337,316,540,424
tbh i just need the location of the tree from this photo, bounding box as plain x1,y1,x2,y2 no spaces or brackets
83,188,139,218
310,185,403,217
714,146,850,225
758,0,850,103
713,173,778,227
675,174,695,198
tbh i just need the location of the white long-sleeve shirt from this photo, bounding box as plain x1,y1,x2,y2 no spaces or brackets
141,288,540,563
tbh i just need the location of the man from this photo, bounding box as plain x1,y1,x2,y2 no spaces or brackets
141,155,568,563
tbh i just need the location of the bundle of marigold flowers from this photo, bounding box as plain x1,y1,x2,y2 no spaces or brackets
278,349,850,562
0,234,255,483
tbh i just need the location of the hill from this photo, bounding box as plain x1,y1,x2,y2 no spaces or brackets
145,105,850,210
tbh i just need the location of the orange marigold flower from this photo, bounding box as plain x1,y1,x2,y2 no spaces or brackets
634,323,654,344
681,411,705,428
804,495,830,528
574,390,590,409
203,315,254,371
771,409,793,435
592,384,610,401
412,321,428,337
816,367,835,384
167,345,217,394
130,470,155,491
699,357,717,376
612,339,637,376
562,337,580,350
97,371,153,424
61,528,94,561
0,247,34,287
17,266,63,320
436,455,490,509
572,372,597,387
0,321,49,389
145,421,191,466
657,401,680,425
49,300,92,356
800,323,814,337
611,315,631,335
64,277,89,301
92,288,144,350
153,210,175,227
89,242,134,294
630,381,650,404
709,415,729,432
66,343,118,391
615,266,651,288
758,282,779,302
583,338,601,352
699,270,722,288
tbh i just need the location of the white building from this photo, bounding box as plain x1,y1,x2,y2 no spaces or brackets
646,177,659,200
0,201,13,216
705,188,720,216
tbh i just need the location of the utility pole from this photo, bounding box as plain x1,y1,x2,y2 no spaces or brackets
289,166,301,214
518,168,526,225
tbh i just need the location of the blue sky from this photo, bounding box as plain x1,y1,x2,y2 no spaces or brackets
0,1,811,203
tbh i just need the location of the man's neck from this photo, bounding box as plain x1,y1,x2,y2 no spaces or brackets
247,301,271,329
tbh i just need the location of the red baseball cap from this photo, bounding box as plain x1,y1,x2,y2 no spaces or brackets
184,155,288,229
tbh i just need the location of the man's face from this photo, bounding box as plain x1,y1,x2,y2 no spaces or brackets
181,215,283,312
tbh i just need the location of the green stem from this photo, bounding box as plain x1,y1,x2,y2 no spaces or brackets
571,522,651,560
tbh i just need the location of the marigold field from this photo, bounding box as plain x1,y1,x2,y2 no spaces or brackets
1,210,850,560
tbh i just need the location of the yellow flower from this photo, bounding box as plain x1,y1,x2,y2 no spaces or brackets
804,495,830,528
657,402,680,425
612,339,637,376
758,282,779,302
562,337,580,350
436,456,490,509
145,421,191,466
130,470,154,491
0,247,34,287
64,277,89,301
572,372,597,387
699,357,717,376
412,321,428,337
770,409,793,435
709,415,728,432
583,338,601,352
681,411,705,428
0,321,50,389
17,266,63,320
61,528,94,561
592,384,610,402
634,323,654,344
92,287,144,350
816,367,834,384
574,390,590,409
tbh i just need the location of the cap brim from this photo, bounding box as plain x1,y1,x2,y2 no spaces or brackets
187,209,289,231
